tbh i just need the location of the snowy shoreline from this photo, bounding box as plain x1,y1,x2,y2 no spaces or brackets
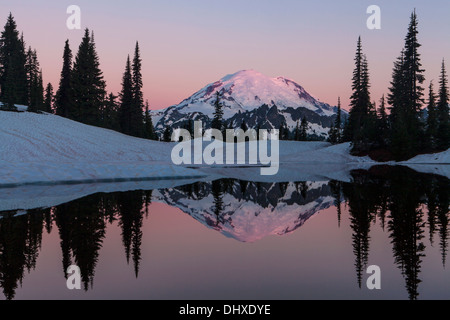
0,110,448,193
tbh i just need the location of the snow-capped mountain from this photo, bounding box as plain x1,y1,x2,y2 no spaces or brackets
152,70,344,139
153,179,337,242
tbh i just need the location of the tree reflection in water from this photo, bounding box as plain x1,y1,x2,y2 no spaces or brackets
0,166,448,300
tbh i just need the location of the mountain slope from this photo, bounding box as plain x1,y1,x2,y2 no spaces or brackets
152,70,344,139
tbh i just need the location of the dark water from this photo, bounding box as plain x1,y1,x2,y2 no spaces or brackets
0,166,449,300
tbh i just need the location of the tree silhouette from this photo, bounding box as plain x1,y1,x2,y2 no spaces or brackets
117,192,144,277
0,210,44,300
211,180,224,227
342,178,375,288
329,180,343,227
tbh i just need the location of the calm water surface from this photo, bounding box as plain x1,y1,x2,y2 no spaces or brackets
0,166,449,300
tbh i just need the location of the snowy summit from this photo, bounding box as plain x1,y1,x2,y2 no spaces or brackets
176,70,336,117
153,70,343,139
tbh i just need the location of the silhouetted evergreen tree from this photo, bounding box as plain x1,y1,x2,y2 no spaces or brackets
341,167,440,299
0,211,44,300
43,82,54,113
35,71,44,111
388,177,425,301
211,180,224,227
328,97,344,144
0,13,27,109
27,61,44,113
130,42,144,137
328,127,337,143
426,81,438,149
334,97,342,143
377,95,389,147
388,11,425,160
71,29,106,126
329,180,343,227
55,40,73,118
343,177,374,288
346,37,373,153
436,59,450,150
240,119,248,132
118,56,134,135
117,192,144,277
163,126,172,142
25,47,40,111
54,197,107,291
299,116,308,141
211,91,224,131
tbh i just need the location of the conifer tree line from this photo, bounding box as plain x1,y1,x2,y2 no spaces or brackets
0,13,42,111
0,13,157,140
178,89,315,142
339,10,450,160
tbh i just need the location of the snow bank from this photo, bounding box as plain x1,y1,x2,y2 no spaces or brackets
0,110,446,192
403,149,450,164
0,111,203,186
0,177,210,211
400,149,450,179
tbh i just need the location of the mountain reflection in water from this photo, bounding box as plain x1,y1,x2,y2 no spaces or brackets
0,166,448,300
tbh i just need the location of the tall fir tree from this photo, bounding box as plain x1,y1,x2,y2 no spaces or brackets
335,97,342,143
377,94,389,147
300,116,308,141
346,36,363,142
389,10,425,160
25,47,44,112
426,81,438,149
0,13,27,108
346,37,373,153
240,119,248,132
71,29,106,125
130,41,144,137
43,82,54,113
34,70,44,112
118,55,134,135
436,59,450,150
25,47,38,106
55,40,73,118
163,126,172,142
211,91,224,131
388,50,409,158
329,97,342,144
328,125,337,144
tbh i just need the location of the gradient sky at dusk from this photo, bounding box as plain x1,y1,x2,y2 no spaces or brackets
2,0,450,110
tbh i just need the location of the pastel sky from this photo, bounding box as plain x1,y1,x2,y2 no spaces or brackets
2,0,450,110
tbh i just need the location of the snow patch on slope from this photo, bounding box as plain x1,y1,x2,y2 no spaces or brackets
0,111,203,186
172,70,336,118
